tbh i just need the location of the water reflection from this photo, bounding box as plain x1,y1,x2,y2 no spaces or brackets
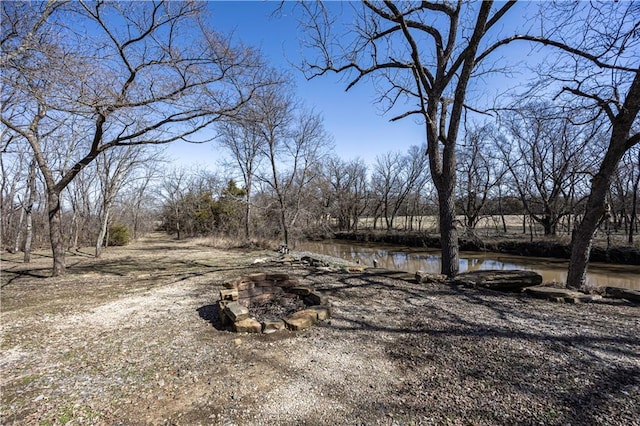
297,240,640,290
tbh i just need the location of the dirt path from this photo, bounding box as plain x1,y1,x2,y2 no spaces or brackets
1,233,639,425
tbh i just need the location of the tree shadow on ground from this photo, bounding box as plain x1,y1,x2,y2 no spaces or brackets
1,268,50,288
324,270,639,424
184,264,640,425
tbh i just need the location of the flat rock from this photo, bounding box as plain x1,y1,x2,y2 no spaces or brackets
233,318,262,333
605,287,640,303
452,270,543,292
235,280,255,291
224,302,250,322
304,292,328,306
415,271,446,284
219,288,239,301
524,286,605,303
284,310,318,331
306,305,332,321
247,273,266,282
524,286,582,300
262,319,286,334
253,280,274,287
524,286,582,299
266,273,290,281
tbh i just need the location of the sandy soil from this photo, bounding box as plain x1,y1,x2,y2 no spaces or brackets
1,233,639,425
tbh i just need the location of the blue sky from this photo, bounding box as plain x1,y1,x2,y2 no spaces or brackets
167,1,539,172
168,1,429,171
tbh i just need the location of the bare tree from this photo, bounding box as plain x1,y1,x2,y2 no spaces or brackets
494,2,640,288
218,116,267,240
157,168,194,240
94,145,152,257
499,104,598,236
371,151,404,231
0,138,27,251
1,1,272,275
346,161,371,231
456,124,505,230
66,164,98,249
371,145,428,231
121,158,165,240
610,146,640,243
298,1,517,276
248,81,332,246
250,83,295,245
324,156,369,231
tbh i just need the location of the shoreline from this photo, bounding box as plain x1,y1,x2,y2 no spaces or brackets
332,230,640,266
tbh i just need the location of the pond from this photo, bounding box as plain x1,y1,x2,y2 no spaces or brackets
297,240,640,290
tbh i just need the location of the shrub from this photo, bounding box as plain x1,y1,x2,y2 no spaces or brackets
108,224,131,246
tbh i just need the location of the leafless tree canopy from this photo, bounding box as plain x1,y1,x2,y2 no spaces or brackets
1,0,276,275
297,1,518,277
1,1,638,290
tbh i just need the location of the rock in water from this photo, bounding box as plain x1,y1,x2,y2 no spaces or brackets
451,270,543,292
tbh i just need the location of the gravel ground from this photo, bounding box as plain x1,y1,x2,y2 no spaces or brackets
1,234,639,425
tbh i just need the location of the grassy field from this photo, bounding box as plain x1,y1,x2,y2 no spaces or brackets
353,214,639,248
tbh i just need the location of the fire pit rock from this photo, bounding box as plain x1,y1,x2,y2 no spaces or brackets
217,273,331,333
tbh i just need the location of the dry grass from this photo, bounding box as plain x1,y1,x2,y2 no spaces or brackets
354,214,639,248
190,235,277,251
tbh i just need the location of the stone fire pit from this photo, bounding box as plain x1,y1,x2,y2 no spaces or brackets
217,273,331,333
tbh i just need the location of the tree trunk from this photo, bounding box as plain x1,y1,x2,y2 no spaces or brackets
567,185,607,289
498,187,507,233
24,211,33,263
630,187,638,244
542,215,556,236
13,205,24,253
567,72,640,289
629,151,640,244
280,200,289,246
244,195,251,240
23,159,37,263
95,205,110,258
244,175,252,241
70,209,80,250
438,186,459,277
567,153,629,289
47,191,65,277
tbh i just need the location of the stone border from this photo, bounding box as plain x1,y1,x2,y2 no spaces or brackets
217,273,332,333
415,269,639,304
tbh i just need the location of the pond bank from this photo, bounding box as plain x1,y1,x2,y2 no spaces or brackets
333,231,640,265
